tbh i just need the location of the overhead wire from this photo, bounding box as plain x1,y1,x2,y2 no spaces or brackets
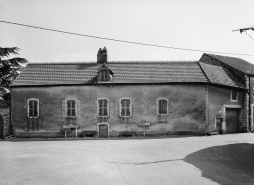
243,20,254,28
245,32,254,42
0,20,253,57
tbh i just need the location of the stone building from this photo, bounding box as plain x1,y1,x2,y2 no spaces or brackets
199,53,254,133
9,48,251,138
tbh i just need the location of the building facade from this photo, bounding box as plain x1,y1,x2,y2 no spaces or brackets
10,48,249,137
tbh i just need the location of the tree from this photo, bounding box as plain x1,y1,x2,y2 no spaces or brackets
0,47,28,104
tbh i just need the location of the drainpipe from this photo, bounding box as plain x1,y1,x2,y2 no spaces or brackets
249,75,251,132
9,87,12,136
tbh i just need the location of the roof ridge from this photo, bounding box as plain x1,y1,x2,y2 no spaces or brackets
29,60,198,65
204,53,247,61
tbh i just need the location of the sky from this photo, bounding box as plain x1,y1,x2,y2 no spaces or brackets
1,0,254,64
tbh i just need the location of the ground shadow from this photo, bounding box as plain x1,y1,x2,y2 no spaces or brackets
184,143,254,185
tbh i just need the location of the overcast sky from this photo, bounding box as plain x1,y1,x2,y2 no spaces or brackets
1,0,254,63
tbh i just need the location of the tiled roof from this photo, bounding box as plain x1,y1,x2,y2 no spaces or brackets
199,63,245,88
203,53,254,75
11,61,245,89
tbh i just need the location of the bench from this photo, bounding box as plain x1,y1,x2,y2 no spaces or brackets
81,131,97,137
120,132,136,137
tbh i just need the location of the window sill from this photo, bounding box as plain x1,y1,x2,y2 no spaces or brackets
28,117,39,119
230,100,238,102
97,81,112,84
66,116,77,119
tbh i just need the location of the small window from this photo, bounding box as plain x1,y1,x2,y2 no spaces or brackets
98,70,111,82
67,99,76,117
158,99,168,115
231,89,238,101
120,99,131,117
97,98,109,117
28,99,39,118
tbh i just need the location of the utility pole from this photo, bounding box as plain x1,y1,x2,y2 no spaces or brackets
232,27,254,33
233,25,254,133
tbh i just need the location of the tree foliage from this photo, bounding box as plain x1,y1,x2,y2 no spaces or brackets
0,47,28,103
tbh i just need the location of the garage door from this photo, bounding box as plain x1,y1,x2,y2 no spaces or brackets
226,108,239,134
99,124,108,138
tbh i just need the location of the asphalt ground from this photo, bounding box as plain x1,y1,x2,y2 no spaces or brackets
0,133,253,185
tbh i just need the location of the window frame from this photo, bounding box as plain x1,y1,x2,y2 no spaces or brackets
157,98,168,115
97,98,109,117
231,89,238,102
65,99,78,118
27,98,39,118
66,99,77,118
120,98,132,117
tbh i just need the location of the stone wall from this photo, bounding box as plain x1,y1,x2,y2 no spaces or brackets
11,84,207,137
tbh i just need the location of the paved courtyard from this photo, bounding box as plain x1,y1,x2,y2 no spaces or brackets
0,133,253,185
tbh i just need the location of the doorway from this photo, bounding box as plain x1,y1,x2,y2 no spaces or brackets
98,124,109,138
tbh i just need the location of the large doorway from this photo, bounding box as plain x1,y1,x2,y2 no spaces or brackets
225,108,239,134
98,124,109,138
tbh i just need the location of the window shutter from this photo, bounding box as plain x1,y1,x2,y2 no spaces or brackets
107,99,109,117
97,100,99,116
119,100,122,117
130,102,132,117
62,100,67,118
76,100,80,117
37,100,40,118
27,100,30,118
130,102,134,117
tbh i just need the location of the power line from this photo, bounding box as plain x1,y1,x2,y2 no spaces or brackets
243,20,254,28
1,20,253,57
245,32,254,42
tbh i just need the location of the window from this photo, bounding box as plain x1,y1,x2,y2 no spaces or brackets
28,99,39,118
120,99,131,117
97,98,109,117
158,99,168,115
100,70,110,82
67,99,76,117
62,99,79,118
98,70,112,82
231,89,238,101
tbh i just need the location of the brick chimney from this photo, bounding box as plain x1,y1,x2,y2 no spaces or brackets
97,47,108,63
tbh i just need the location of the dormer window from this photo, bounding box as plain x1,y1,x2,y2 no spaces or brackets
98,70,111,82
97,63,113,83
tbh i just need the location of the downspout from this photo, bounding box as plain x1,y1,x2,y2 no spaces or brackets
249,75,251,132
9,87,12,136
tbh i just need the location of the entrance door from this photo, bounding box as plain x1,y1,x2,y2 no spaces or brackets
99,124,108,138
226,108,239,134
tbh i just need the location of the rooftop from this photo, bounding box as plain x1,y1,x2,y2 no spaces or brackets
202,53,254,75
11,61,245,89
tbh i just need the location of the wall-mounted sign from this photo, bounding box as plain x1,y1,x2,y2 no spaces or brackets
138,122,151,127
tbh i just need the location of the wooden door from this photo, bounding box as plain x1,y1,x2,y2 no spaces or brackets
226,108,239,134
99,124,108,138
